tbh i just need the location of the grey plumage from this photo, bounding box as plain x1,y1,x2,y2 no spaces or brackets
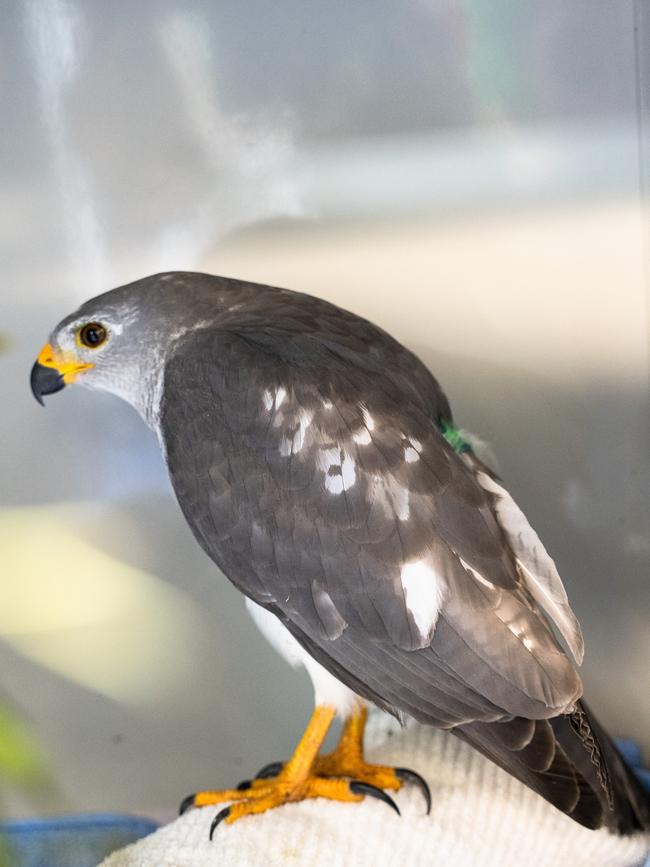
33,271,650,833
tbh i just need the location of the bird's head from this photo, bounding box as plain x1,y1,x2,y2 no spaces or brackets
30,272,221,425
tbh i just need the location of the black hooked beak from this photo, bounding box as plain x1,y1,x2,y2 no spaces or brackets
30,360,65,406
30,342,93,406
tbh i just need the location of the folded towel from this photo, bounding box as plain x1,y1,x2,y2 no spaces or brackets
101,714,650,867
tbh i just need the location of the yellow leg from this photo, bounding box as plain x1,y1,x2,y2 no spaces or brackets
316,708,431,813
281,704,336,783
315,707,401,790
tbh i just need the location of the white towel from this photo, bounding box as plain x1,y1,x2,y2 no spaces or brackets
101,714,650,867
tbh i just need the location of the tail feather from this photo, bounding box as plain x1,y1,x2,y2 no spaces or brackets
553,701,650,833
454,700,650,833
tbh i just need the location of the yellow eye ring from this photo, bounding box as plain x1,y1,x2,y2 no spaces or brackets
77,322,108,349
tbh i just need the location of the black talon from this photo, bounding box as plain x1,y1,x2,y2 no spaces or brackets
209,806,231,840
255,760,284,780
395,767,432,815
179,793,196,815
236,779,252,791
349,780,401,816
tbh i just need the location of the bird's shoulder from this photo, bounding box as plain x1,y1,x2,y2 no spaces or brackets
161,286,451,424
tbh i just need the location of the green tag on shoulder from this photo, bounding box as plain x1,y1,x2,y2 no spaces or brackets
439,418,471,454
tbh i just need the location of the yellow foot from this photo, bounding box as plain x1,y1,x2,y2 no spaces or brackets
317,753,402,790
253,707,431,814
181,774,400,837
179,705,404,838
254,757,430,811
317,754,431,813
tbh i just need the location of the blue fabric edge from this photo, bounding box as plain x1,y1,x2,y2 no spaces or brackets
614,738,650,794
0,814,159,835
615,738,643,769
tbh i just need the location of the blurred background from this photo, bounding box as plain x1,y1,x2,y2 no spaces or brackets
1,0,649,821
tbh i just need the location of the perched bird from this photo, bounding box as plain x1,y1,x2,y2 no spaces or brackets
31,272,650,836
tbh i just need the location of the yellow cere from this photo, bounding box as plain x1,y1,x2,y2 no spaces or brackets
37,342,94,384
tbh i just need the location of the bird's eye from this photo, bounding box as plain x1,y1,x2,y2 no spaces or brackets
78,322,108,349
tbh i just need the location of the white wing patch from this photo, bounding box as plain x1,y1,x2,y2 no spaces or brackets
274,386,287,408
401,433,422,463
319,448,357,494
262,386,288,412
353,428,372,445
400,559,445,644
279,409,314,456
476,471,584,665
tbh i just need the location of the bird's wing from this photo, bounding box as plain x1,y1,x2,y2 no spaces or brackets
161,325,582,727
